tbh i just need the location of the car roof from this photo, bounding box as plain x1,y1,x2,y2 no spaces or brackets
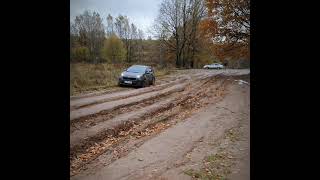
130,65,149,68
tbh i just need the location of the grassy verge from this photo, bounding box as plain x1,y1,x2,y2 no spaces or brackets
70,63,175,96
184,152,233,180
184,127,242,180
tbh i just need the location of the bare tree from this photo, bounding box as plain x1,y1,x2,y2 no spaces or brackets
156,0,181,67
138,29,144,40
106,14,114,37
115,15,126,39
137,29,144,62
185,0,206,68
155,0,206,68
131,24,138,40
130,23,139,62
115,15,133,62
72,10,105,63
123,17,131,62
70,22,77,49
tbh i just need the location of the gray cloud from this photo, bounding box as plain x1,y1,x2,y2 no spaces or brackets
70,0,162,37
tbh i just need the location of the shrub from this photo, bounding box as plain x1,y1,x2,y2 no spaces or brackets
71,46,90,62
101,34,126,63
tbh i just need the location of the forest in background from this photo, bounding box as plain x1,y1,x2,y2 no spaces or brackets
70,0,250,94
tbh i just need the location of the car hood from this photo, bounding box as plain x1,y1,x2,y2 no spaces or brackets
122,71,144,78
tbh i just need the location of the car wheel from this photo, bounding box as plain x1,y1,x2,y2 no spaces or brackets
152,77,155,85
141,80,145,88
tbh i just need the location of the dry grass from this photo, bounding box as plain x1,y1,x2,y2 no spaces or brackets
70,63,174,96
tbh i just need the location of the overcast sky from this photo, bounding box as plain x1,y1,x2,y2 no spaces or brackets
70,0,162,38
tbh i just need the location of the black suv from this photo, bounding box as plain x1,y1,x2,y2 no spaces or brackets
118,65,155,88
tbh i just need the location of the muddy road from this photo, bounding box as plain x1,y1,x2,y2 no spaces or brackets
70,69,250,180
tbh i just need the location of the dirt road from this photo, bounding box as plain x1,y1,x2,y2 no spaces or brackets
70,69,250,180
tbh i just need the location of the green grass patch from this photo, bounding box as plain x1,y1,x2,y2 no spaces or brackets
183,127,243,179
184,150,234,179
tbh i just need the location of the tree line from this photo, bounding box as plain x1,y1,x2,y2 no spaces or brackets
70,0,250,68
70,11,145,64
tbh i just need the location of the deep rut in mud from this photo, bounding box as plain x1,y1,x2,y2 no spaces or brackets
70,82,188,121
70,91,182,134
70,76,189,111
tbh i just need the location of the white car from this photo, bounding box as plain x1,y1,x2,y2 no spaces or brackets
203,63,224,69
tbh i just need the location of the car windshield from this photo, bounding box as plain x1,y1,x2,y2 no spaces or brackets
126,66,147,73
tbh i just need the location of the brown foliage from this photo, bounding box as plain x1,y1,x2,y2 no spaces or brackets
204,0,250,62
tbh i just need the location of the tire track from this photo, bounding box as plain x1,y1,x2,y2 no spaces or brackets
70,91,181,134
70,82,188,121
70,75,216,156
70,76,189,111
69,70,250,177
70,75,231,176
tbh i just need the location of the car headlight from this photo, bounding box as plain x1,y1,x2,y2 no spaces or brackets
136,74,142,79
121,72,124,77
